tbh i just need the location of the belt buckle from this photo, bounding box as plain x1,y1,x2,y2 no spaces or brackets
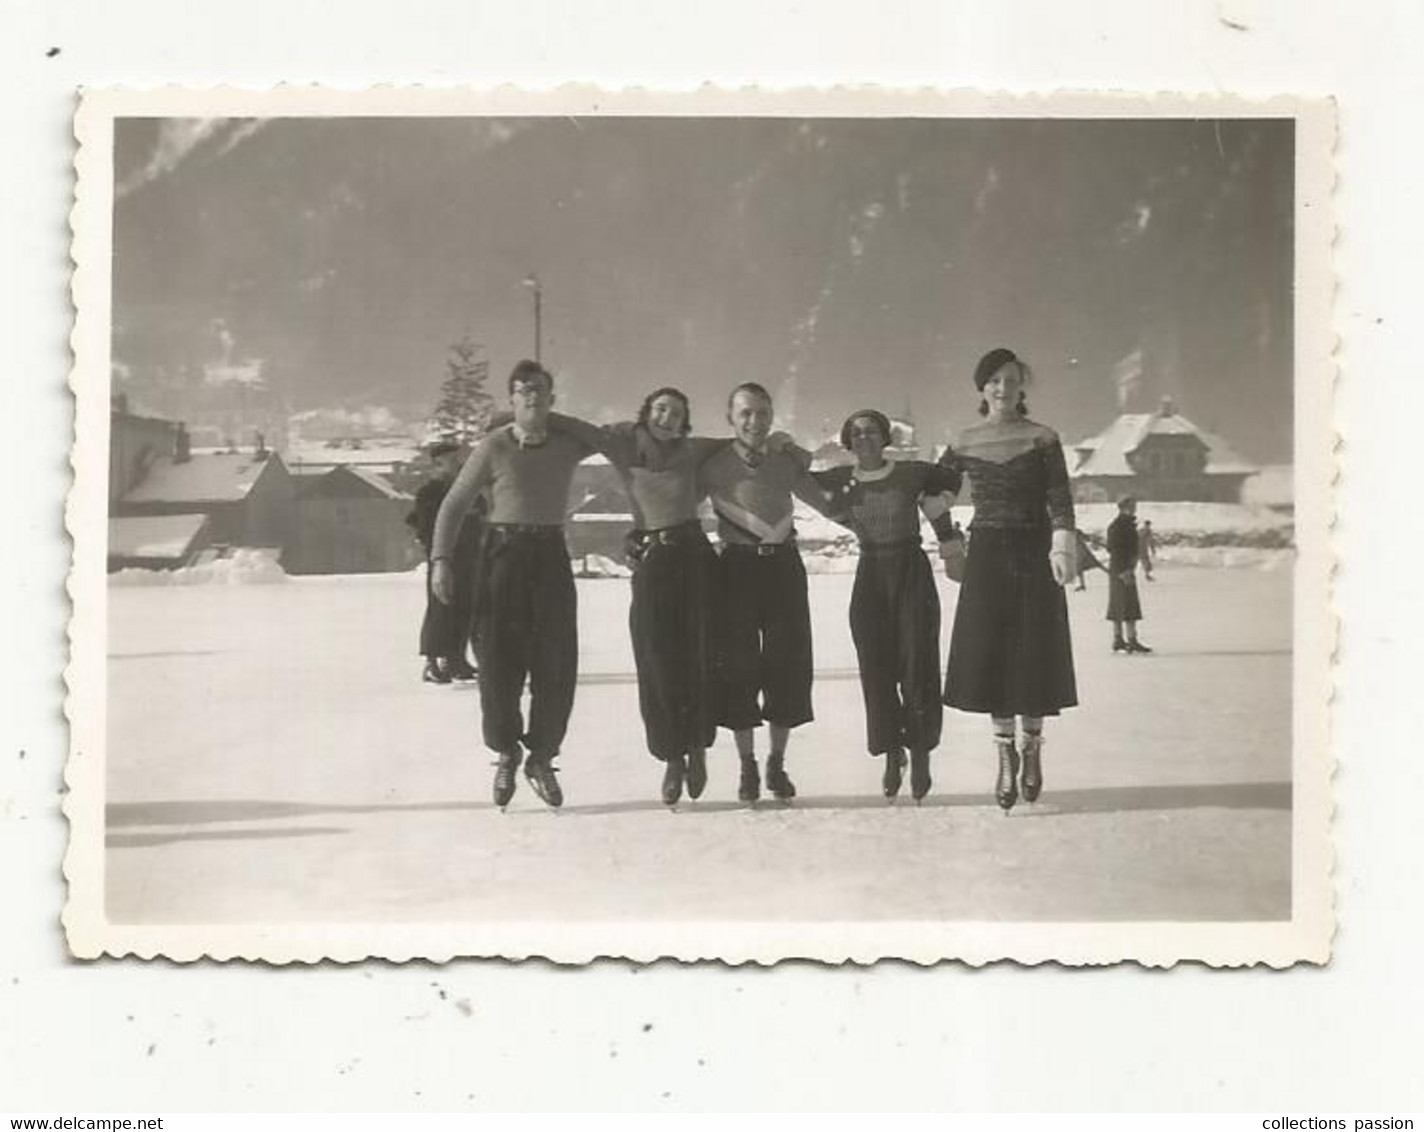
756,543,776,557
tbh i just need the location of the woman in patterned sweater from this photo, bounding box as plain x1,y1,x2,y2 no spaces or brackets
812,410,960,802
935,348,1080,811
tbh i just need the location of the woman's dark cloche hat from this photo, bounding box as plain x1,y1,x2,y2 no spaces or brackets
840,409,894,450
974,347,1020,391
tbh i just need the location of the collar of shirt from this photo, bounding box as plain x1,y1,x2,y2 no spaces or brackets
510,422,550,449
732,439,767,467
851,461,894,484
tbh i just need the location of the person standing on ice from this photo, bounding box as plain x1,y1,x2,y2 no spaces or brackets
431,360,597,810
407,441,482,684
698,382,830,805
934,348,1080,812
1138,518,1157,581
1106,496,1153,655
536,388,725,808
809,410,961,803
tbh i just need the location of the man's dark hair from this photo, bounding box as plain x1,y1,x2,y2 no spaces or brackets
507,359,554,394
726,381,773,410
427,440,461,460
637,387,693,435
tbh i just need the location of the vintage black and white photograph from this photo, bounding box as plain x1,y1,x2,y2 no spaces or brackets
64,88,1333,964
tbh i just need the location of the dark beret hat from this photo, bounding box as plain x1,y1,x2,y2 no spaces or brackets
840,409,894,450
973,347,1020,391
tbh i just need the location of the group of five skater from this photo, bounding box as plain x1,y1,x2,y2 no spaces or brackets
428,347,1130,814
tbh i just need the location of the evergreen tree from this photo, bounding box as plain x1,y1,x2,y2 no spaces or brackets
431,336,494,445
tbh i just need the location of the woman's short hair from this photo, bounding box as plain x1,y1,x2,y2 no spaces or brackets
973,349,1032,418
839,409,893,449
637,387,693,435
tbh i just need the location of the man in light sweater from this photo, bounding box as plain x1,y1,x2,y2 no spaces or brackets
698,382,830,804
431,360,595,810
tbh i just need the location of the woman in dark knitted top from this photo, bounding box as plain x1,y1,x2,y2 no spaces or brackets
812,410,960,802
935,348,1080,811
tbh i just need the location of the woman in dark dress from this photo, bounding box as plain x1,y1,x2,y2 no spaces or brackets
812,411,960,802
936,348,1080,811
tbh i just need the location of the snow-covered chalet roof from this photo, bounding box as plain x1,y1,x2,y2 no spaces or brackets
108,514,210,561
121,452,284,504
1070,407,1256,478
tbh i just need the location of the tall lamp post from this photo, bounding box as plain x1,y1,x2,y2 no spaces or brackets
522,273,542,363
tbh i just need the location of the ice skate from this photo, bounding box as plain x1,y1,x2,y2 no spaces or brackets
909,748,932,804
661,754,686,808
1126,640,1153,655
524,752,564,809
994,738,1019,813
422,658,452,684
1020,734,1043,803
882,749,906,802
685,748,708,801
492,748,522,810
737,757,761,806
765,754,796,803
446,657,479,682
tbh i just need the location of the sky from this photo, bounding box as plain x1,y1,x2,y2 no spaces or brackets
111,115,1295,461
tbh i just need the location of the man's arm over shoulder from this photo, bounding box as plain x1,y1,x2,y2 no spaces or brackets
431,437,496,562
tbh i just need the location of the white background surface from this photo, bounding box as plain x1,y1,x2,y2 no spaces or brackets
2,0,1419,1112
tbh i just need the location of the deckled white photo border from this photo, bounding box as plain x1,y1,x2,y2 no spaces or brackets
63,86,1336,966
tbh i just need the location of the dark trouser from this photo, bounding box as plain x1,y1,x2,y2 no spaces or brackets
475,527,578,756
850,543,943,755
629,524,719,762
716,543,814,731
420,556,476,661
420,522,482,660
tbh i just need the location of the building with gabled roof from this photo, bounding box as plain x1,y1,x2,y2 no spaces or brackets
1068,397,1258,504
107,513,212,572
116,447,295,552
286,464,421,575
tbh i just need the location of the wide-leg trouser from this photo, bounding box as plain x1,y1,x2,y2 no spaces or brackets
476,529,578,756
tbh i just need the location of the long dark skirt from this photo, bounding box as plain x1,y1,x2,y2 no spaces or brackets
1106,573,1144,622
629,527,719,761
944,525,1077,717
850,544,943,755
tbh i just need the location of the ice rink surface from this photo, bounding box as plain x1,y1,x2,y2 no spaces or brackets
105,563,1291,924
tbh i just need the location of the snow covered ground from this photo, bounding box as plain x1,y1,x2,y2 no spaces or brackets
105,563,1291,925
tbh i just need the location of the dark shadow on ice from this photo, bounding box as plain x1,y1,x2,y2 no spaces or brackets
1013,780,1291,817
1144,648,1291,659
552,781,1291,817
106,826,349,849
108,799,493,828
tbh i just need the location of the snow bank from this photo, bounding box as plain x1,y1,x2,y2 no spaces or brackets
1073,502,1294,549
110,548,288,586
574,553,632,579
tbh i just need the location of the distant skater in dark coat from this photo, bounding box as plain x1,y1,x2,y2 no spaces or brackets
1106,497,1152,654
408,441,482,684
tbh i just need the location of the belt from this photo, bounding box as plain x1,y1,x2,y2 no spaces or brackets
858,537,923,555
721,539,797,557
632,520,705,548
487,523,565,540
